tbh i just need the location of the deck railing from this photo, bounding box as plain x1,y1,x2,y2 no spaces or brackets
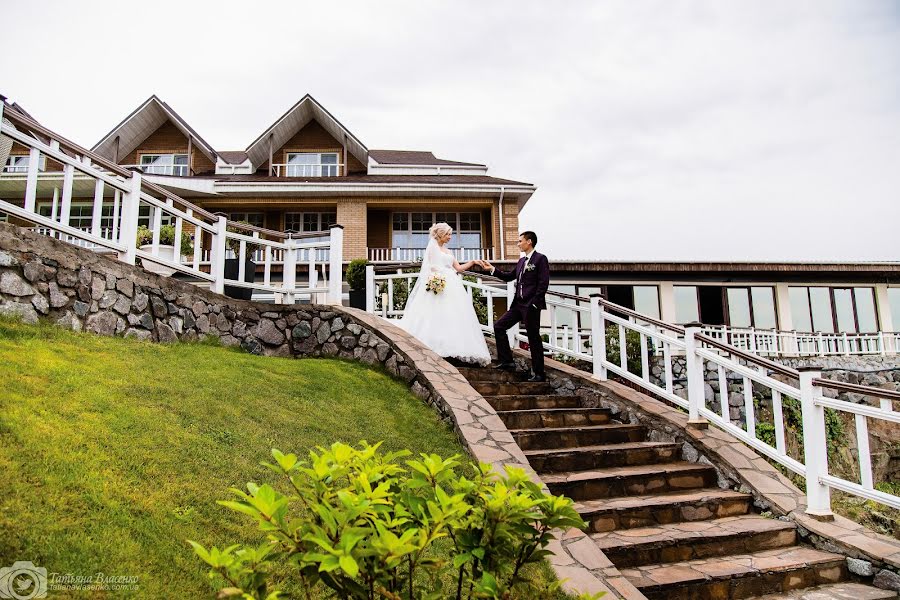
270,163,343,177
365,264,900,515
700,324,898,357
368,247,493,262
0,103,343,304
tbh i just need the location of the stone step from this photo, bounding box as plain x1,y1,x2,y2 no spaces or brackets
498,407,612,430
591,515,797,568
621,546,847,600
485,394,581,411
575,488,753,533
511,424,647,450
470,380,556,396
525,441,681,473
542,461,717,501
456,366,528,383
746,582,898,599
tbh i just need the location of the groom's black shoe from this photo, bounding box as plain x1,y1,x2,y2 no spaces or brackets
527,374,547,383
493,362,516,371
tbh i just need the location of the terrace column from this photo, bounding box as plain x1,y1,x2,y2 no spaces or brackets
335,200,367,260
659,281,676,323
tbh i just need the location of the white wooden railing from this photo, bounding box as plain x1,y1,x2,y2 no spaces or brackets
0,103,343,304
700,324,898,357
365,264,900,514
367,247,494,262
270,163,343,177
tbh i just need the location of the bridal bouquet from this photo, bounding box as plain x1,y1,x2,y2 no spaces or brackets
425,274,446,295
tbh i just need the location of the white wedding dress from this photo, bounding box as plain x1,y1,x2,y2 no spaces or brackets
397,241,491,365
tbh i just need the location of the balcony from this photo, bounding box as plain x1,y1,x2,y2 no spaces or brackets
368,247,493,262
124,164,189,177
271,163,343,177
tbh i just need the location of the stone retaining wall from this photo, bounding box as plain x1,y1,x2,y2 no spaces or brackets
0,223,622,599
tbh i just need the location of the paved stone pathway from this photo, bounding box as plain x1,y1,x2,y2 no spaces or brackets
457,365,897,600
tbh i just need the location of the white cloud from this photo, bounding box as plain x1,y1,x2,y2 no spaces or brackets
2,0,898,261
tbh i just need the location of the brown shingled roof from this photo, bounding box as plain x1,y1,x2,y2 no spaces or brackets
218,151,248,164
368,150,485,167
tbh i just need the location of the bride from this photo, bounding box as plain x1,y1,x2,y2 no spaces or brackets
396,223,491,365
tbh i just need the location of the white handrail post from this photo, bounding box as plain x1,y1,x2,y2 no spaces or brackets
118,171,142,265
283,239,297,305
798,367,833,519
589,294,607,380
684,322,709,429
365,265,375,312
328,224,344,305
210,215,227,295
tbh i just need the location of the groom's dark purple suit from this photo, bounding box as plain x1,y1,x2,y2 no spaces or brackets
491,251,551,376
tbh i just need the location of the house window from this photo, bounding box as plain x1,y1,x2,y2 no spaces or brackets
228,212,265,228
673,286,700,324
788,286,878,333
4,155,46,173
725,286,777,329
140,154,189,176
137,205,174,229
391,212,482,249
38,203,117,231
888,288,900,332
284,211,336,243
285,153,339,177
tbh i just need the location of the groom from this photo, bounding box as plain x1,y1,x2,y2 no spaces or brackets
481,231,550,382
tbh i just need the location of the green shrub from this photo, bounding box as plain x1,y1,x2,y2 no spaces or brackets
190,441,599,600
135,224,193,255
346,259,368,290
227,221,261,258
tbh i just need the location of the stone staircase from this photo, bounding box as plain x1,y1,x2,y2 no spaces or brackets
457,365,896,600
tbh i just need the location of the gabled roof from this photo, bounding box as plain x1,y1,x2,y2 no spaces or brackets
218,151,249,165
368,150,485,167
92,95,217,163
244,94,368,170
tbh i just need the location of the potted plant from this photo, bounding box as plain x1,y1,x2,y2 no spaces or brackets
345,259,368,309
137,224,193,276
223,221,259,300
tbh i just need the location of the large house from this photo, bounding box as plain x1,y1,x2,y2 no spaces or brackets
6,94,533,264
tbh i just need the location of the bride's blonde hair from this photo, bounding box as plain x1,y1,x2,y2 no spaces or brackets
429,222,453,241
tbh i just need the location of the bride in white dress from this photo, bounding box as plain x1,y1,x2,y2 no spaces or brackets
397,223,492,365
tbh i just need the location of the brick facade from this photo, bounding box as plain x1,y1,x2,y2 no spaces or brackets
264,121,366,175
119,121,214,176
336,200,367,259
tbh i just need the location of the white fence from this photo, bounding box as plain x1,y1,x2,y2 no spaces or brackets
0,104,342,304
700,324,899,357
365,265,900,515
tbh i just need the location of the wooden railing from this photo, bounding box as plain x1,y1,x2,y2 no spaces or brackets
0,102,343,304
365,264,900,514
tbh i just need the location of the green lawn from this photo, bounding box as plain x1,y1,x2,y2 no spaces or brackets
0,319,476,598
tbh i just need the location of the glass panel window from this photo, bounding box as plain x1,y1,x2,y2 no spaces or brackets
390,212,482,251
853,287,878,333
809,287,835,333
140,154,188,176
228,212,264,228
286,153,339,177
750,287,777,329
674,286,699,324
633,286,660,319
888,288,900,333
726,288,752,328
38,203,117,231
833,288,857,333
789,287,812,332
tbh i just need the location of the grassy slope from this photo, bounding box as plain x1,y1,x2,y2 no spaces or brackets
0,319,476,598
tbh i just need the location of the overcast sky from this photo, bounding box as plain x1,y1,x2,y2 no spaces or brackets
2,1,898,261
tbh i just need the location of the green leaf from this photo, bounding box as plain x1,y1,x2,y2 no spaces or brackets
338,554,359,577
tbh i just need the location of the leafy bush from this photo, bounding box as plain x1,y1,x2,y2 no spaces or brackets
226,221,261,258
136,224,193,255
346,259,368,291
603,323,644,375
190,441,598,600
